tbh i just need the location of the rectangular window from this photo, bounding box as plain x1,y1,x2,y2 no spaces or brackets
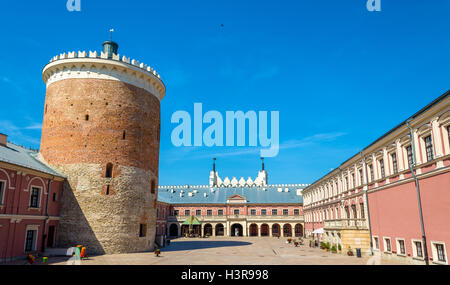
0,181,4,205
294,209,300,216
379,159,385,178
415,241,423,258
233,209,240,215
139,224,147,237
156,208,160,218
448,126,450,146
283,209,289,216
250,209,256,215
25,229,37,252
398,240,406,255
345,177,348,190
385,238,391,252
184,210,190,216
359,169,363,185
391,153,398,174
360,203,365,219
174,210,179,216
207,209,212,216
406,145,414,167
218,209,223,216
195,209,201,216
369,164,374,182
29,187,40,208
374,237,379,249
351,204,357,219
272,209,278,216
351,174,355,188
436,243,446,262
424,135,434,162
52,192,57,202
261,209,267,216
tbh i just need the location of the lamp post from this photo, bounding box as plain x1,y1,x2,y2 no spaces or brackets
406,120,429,265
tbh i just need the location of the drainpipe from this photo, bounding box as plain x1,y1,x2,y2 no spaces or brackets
41,176,54,254
311,205,315,247
361,152,374,256
406,120,429,265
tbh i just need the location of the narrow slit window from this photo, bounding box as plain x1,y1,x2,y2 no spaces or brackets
151,179,156,194
105,163,113,178
85,114,89,121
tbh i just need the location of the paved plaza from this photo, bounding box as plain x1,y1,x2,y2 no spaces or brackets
7,237,408,265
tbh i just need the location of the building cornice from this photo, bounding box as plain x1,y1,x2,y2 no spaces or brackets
42,51,165,100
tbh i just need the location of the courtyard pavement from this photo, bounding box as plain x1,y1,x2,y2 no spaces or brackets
9,237,408,265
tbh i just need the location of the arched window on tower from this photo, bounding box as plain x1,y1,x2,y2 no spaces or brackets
105,163,113,178
151,179,156,194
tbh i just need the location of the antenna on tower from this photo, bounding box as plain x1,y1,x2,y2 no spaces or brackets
261,157,265,171
109,28,114,41
103,29,118,59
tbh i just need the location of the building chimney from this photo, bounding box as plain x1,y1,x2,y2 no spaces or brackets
0,133,7,147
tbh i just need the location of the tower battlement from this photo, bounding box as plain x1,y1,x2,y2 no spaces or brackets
42,50,165,100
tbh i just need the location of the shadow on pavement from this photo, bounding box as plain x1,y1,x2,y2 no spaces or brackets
163,240,252,252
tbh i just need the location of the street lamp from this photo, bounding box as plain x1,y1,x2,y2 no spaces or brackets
406,119,429,265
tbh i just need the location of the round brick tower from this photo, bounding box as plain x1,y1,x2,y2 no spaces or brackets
39,41,165,254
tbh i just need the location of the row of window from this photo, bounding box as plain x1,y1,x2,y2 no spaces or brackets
305,125,450,205
156,207,167,219
305,203,365,223
174,209,301,216
373,236,447,264
0,181,59,209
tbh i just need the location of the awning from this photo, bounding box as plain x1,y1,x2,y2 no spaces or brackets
312,228,324,234
181,216,201,225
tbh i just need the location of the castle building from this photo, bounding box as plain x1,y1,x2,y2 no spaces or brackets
0,134,65,262
155,162,307,242
37,40,165,254
303,91,450,264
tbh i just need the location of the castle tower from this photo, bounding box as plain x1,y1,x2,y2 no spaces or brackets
39,40,165,254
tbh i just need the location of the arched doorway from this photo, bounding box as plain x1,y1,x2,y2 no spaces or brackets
204,224,213,237
295,224,303,237
169,224,179,236
283,224,292,237
272,224,280,237
231,224,243,236
215,223,224,236
192,225,201,236
260,224,269,236
181,225,189,236
249,224,258,236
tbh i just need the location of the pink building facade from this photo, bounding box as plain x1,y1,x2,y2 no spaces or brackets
303,91,450,264
0,134,65,262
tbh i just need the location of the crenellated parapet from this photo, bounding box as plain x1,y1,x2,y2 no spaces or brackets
42,50,165,100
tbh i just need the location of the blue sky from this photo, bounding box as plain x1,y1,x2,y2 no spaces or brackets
0,0,449,185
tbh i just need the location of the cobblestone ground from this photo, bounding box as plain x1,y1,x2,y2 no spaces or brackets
6,237,409,265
